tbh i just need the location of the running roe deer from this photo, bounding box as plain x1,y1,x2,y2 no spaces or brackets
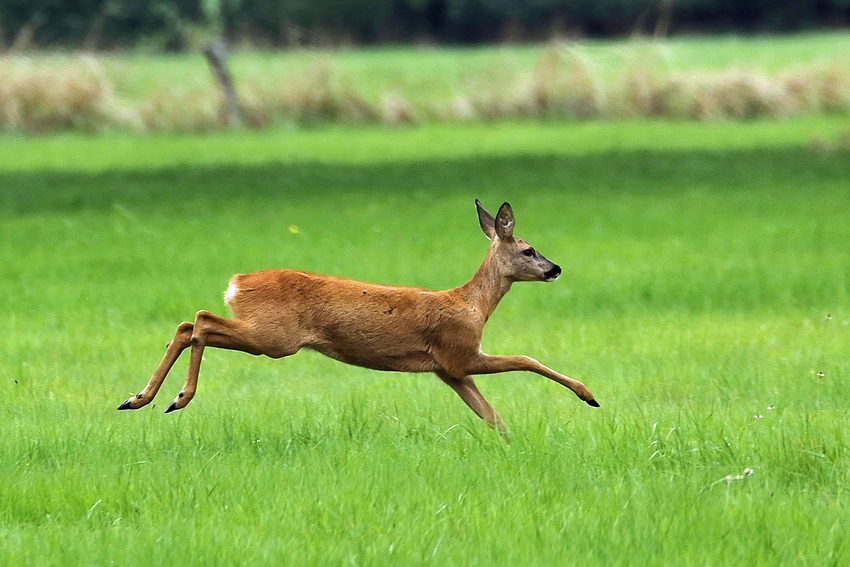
118,200,599,438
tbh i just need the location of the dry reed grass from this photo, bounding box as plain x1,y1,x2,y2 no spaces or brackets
1,43,848,133
0,55,121,132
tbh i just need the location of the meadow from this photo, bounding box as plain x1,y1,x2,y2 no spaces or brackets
1,113,850,565
3,32,850,132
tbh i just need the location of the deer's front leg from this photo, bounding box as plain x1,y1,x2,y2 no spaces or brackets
436,371,509,441
468,353,599,407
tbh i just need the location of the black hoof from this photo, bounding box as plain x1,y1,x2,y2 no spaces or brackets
165,401,179,413
586,398,600,407
117,399,135,410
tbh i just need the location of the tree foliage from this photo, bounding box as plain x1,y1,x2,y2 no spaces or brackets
2,0,849,49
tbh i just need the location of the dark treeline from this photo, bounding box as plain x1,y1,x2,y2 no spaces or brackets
3,0,850,49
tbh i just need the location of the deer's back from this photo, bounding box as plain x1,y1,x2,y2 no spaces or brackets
223,269,482,372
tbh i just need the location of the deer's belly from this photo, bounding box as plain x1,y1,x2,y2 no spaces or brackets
308,342,439,373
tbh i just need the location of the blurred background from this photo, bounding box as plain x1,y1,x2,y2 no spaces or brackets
4,0,850,49
1,1,849,134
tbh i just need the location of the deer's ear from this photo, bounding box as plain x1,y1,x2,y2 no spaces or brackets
476,199,496,240
495,202,514,240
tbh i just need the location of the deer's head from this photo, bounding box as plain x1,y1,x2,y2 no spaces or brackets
476,200,562,283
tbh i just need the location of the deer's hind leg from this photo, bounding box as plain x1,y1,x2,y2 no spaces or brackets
118,321,195,410
436,371,509,441
164,310,301,413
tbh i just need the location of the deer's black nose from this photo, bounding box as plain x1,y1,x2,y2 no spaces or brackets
544,265,561,280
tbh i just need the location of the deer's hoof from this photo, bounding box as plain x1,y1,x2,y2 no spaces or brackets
586,398,600,407
117,398,137,410
164,401,180,413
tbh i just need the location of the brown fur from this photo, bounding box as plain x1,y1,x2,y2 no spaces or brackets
118,201,598,439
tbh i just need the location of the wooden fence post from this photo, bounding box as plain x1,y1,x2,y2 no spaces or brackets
203,39,242,126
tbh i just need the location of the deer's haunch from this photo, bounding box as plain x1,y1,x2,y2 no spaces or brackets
118,201,599,438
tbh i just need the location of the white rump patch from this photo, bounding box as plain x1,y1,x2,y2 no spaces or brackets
224,282,239,306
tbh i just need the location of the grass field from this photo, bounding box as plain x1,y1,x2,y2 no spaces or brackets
4,32,850,131
28,32,850,100
2,117,850,565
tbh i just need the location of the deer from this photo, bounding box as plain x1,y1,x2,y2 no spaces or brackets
118,200,599,439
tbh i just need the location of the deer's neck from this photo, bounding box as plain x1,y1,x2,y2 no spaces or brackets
456,249,512,320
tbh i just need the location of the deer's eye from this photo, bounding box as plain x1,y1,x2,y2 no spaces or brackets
522,248,535,257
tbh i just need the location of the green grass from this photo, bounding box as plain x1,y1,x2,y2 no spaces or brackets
5,31,849,133
1,118,849,565
1,115,847,173
79,31,850,102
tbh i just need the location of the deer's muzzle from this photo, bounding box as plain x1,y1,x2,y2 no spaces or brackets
544,265,562,281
